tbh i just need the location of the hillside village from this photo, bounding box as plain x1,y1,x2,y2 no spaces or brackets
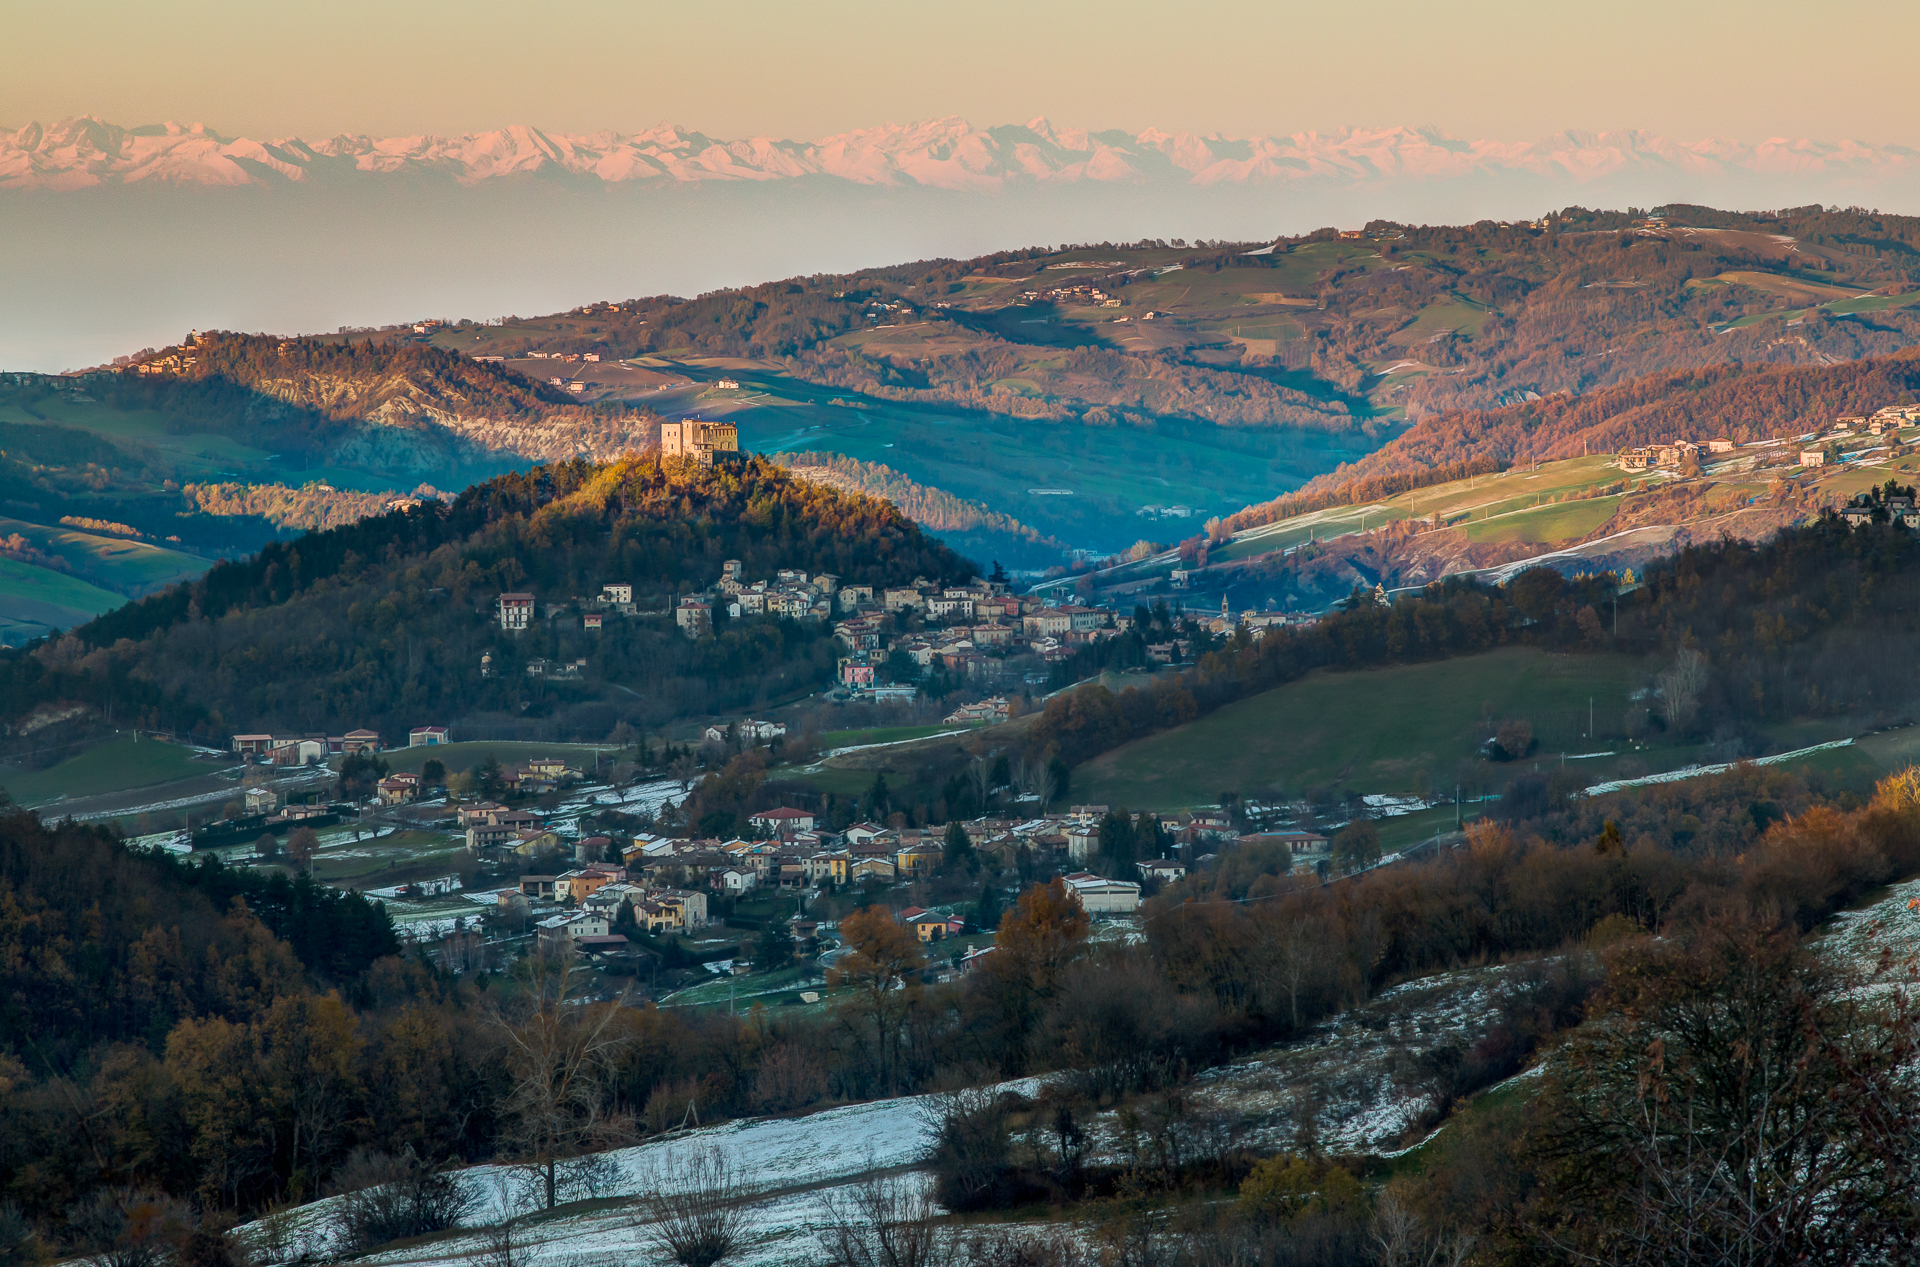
489,554,1296,714
364,781,1341,982
205,699,1358,991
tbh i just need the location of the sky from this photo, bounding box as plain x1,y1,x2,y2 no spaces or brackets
8,0,1920,372
6,0,1919,143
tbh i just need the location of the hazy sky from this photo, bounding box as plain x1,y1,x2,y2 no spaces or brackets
6,0,1918,142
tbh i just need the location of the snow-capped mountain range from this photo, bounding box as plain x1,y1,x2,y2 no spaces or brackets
6,115,1917,193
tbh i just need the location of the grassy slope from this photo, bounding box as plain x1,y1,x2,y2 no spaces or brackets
0,735,222,806
0,517,210,594
818,725,953,749
377,740,618,775
1072,647,1647,810
0,556,127,629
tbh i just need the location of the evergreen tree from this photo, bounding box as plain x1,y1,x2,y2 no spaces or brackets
971,882,1003,933
864,771,892,821
755,925,796,970
944,820,975,868
1097,809,1138,872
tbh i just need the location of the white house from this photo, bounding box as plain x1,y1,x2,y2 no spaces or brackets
1062,871,1142,914
703,718,788,745
409,726,449,747
1066,825,1100,864
498,592,535,631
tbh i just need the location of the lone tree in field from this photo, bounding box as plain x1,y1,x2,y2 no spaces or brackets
286,826,320,872
489,950,629,1209
1331,819,1380,874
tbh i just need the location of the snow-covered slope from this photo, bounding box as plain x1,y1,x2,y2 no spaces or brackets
6,116,1918,193
248,1083,992,1267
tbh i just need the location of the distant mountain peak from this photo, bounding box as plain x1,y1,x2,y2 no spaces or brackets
6,116,1919,193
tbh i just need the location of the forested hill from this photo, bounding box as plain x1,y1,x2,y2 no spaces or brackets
0,810,396,1066
96,332,661,472
1226,345,1920,531
1,455,972,741
417,203,1920,428
774,451,1069,569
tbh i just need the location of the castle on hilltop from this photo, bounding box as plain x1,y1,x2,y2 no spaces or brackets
660,419,741,466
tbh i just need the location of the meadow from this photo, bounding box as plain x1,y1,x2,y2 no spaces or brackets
0,734,223,807
0,556,125,639
0,516,210,596
1070,647,1650,810
378,740,620,776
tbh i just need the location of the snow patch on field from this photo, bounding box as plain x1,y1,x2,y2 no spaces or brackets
1581,738,1853,796
1080,960,1555,1161
242,1080,1044,1266
1819,875,1920,981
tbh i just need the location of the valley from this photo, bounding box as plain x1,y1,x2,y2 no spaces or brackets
10,202,1920,1267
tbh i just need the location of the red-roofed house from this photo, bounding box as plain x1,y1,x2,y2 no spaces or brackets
748,807,816,836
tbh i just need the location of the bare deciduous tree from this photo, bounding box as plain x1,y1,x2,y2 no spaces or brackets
488,950,631,1210
966,755,993,812
1370,1190,1475,1267
1656,647,1708,732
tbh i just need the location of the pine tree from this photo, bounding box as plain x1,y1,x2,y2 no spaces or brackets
944,820,974,868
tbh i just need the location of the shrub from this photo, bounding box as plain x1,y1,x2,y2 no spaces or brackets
331,1148,472,1254
637,1146,746,1267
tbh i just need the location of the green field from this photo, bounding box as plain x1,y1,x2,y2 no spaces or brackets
818,725,955,749
0,735,224,807
378,740,618,775
0,396,280,478
309,829,464,883
1204,455,1632,567
0,556,128,638
1460,495,1623,545
1072,647,1649,809
0,517,210,596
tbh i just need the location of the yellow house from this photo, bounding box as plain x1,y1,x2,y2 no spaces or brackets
807,852,850,885
896,843,943,877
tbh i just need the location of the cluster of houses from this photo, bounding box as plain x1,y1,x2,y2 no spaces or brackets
1840,487,1920,529
124,330,205,376
677,559,839,638
1618,438,1734,470
832,578,1127,688
485,803,1342,958
1621,406,1920,474
702,717,788,746
231,725,449,767
512,859,712,957
234,784,333,829
487,558,1160,697
1018,282,1124,308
